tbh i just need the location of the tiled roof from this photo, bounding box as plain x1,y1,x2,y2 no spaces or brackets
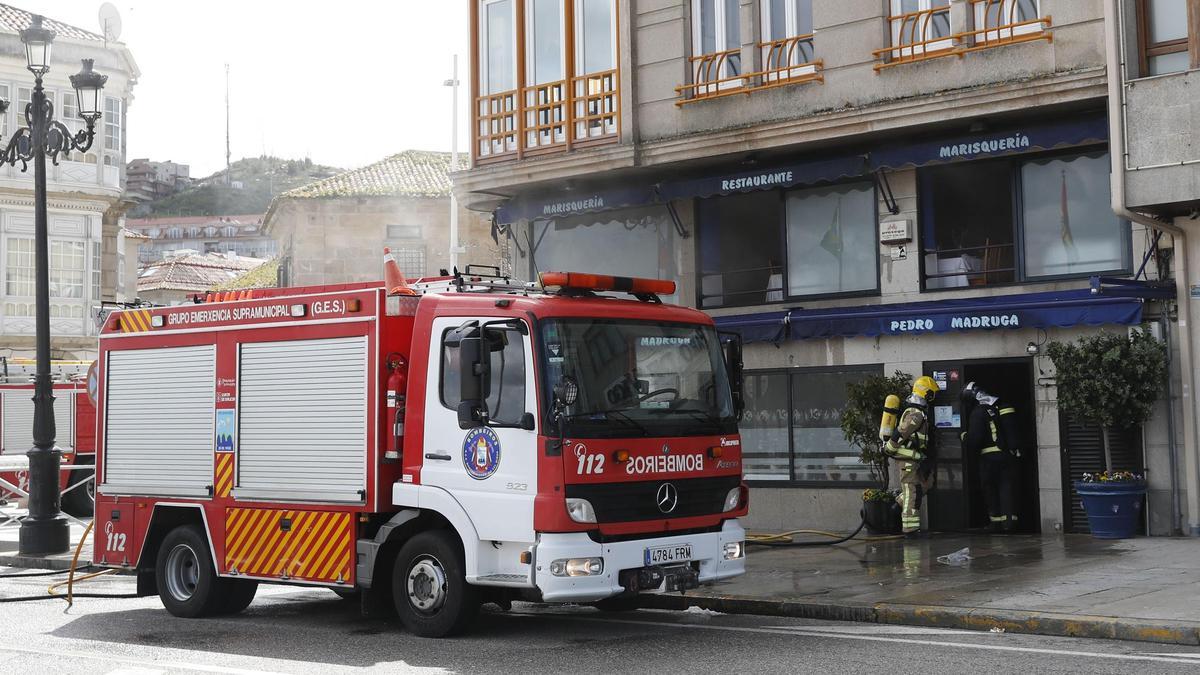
0,5,104,42
127,214,264,228
137,253,266,293
121,228,149,240
281,150,452,199
214,258,280,291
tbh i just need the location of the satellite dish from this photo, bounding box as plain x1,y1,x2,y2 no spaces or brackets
98,3,122,43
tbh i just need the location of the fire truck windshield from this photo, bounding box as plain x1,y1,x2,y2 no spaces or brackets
540,319,737,439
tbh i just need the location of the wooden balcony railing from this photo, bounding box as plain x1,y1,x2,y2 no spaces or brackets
474,69,620,163
873,2,1052,71
676,38,822,106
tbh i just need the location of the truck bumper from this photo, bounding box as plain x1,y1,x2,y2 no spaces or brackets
533,519,746,603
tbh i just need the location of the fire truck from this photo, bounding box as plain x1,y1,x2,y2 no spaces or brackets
0,359,96,517
92,265,748,637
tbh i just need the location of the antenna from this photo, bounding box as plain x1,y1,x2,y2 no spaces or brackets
225,64,232,185
98,3,122,46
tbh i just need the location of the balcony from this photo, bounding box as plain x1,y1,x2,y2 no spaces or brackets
873,0,1052,72
676,34,823,106
474,68,619,164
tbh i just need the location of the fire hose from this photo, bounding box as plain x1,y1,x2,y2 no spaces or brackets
0,519,138,603
745,511,907,547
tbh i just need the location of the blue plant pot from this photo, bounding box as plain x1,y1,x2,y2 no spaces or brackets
1074,480,1146,539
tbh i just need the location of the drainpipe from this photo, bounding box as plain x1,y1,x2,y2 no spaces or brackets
1106,0,1200,536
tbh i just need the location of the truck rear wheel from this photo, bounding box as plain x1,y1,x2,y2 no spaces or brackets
219,579,258,615
392,530,478,637
155,525,226,618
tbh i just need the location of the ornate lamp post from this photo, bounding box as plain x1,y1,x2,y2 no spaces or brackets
10,15,107,555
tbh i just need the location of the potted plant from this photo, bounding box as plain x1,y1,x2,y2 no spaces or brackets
841,370,913,535
1046,330,1166,539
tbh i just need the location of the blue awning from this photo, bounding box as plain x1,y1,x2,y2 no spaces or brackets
871,113,1108,171
495,184,659,225
715,283,1161,344
657,153,869,201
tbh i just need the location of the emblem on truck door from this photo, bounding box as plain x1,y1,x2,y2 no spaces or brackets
656,483,678,514
462,427,501,480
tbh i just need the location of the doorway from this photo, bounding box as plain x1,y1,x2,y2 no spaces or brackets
924,357,1040,533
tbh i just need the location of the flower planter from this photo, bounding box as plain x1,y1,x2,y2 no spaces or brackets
862,499,901,535
1074,480,1146,539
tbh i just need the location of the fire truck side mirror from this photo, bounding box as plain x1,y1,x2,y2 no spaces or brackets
457,335,490,429
724,337,745,417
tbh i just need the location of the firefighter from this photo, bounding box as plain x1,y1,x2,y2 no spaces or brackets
959,382,1021,532
880,376,940,535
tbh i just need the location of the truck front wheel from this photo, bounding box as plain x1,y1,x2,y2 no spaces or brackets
155,525,226,618
392,530,478,637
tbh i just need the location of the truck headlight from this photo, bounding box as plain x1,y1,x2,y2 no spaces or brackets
723,541,744,560
549,557,604,577
722,486,742,512
566,497,597,524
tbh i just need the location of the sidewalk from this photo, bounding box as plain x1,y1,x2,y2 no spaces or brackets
0,509,92,571
646,533,1200,645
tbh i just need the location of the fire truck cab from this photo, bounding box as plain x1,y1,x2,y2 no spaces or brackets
93,270,748,637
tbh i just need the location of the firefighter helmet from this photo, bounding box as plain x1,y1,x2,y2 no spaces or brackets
908,376,940,407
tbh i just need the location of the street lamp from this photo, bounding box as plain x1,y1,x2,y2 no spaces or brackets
6,15,107,556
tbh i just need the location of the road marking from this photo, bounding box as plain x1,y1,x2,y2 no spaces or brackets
507,612,1200,666
1142,653,1200,659
769,625,980,636
0,645,292,675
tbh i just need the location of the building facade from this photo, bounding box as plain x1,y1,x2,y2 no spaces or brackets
456,0,1192,536
125,214,275,265
265,150,503,287
0,5,138,359
125,158,190,203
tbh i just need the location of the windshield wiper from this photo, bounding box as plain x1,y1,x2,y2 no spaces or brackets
649,407,724,430
565,408,651,436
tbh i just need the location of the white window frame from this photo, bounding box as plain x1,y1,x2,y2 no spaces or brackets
890,0,954,57
973,0,1043,41
760,0,816,81
5,237,34,297
691,0,743,90
574,0,618,76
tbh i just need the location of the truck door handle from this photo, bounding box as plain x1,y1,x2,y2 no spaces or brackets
425,453,452,461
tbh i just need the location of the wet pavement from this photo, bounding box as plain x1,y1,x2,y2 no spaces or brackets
644,533,1200,643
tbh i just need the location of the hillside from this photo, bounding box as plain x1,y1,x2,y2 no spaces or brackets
131,156,342,217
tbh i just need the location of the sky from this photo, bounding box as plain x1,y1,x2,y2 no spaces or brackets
21,1,469,177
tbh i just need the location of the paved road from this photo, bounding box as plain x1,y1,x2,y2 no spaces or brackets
3,570,1200,674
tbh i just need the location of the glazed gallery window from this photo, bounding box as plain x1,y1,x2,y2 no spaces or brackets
5,237,34,296
1137,0,1194,75
920,151,1129,289
692,0,742,85
698,184,879,308
50,240,86,299
104,97,122,152
741,366,880,484
517,207,679,303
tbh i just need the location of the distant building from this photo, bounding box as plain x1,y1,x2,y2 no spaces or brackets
0,5,140,359
125,214,276,265
125,158,190,203
136,252,266,305
264,150,503,287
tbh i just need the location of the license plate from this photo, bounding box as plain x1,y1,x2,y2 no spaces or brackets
644,543,692,566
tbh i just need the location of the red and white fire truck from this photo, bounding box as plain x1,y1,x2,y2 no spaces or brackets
92,266,748,637
0,359,96,517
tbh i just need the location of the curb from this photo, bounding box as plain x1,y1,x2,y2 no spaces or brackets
640,593,1200,646
0,552,82,571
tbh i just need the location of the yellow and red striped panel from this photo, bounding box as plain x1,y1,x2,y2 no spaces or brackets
214,453,234,498
223,508,353,584
119,309,153,333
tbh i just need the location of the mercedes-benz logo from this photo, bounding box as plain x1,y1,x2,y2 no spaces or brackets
656,483,678,514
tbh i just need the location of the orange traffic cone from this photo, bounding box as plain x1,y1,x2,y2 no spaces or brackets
383,247,418,296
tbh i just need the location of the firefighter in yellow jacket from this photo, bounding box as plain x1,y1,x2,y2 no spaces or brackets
879,376,940,534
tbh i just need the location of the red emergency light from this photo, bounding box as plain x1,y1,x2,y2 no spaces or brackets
539,271,676,296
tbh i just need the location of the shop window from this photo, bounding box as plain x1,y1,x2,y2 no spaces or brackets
785,183,877,297
521,207,679,303
742,366,880,485
1136,0,1192,76
920,151,1128,289
698,191,783,308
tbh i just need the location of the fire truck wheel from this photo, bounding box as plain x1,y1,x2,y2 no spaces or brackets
392,530,479,637
61,470,95,517
156,525,226,618
219,579,259,615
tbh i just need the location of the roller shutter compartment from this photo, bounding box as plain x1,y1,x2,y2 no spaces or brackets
236,336,367,503
103,345,216,497
2,390,74,455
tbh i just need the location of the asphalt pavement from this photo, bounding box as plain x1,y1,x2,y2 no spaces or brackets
3,569,1200,674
